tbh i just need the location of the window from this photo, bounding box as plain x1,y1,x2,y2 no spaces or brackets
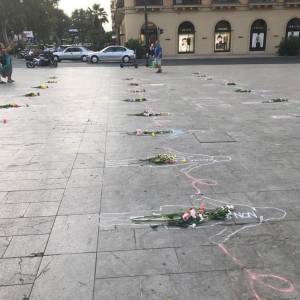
73,48,82,52
65,48,73,52
286,18,300,38
250,19,267,51
214,21,231,52
115,47,126,52
140,22,158,45
178,22,195,54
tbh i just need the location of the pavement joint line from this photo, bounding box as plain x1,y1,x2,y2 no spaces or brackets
94,268,245,280
27,105,93,299
92,86,110,300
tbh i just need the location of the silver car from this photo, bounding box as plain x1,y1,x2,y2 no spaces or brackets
88,46,136,64
53,46,92,62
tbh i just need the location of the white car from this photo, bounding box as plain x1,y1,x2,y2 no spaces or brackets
88,46,136,63
53,46,93,62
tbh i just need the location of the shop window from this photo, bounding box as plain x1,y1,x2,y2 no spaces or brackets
178,22,195,53
250,19,267,51
286,18,300,38
214,21,231,52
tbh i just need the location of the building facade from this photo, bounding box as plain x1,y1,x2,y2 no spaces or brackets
111,0,300,56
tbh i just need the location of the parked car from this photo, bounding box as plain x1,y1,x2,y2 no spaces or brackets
87,46,136,64
53,46,93,62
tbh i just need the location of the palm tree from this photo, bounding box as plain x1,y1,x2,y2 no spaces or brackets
87,4,108,30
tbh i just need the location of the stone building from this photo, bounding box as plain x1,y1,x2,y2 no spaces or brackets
111,0,300,56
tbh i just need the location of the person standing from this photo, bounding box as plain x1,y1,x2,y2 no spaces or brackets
154,40,162,73
0,42,15,84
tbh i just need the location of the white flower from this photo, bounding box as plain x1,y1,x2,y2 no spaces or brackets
190,223,196,228
226,205,234,211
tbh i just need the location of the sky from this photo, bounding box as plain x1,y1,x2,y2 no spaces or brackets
58,0,112,31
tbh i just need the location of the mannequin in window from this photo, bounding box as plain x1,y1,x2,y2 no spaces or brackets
255,33,262,49
216,34,224,50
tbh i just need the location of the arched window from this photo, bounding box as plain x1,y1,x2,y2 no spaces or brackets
250,19,267,51
178,22,195,54
214,21,231,52
140,22,158,45
286,18,300,38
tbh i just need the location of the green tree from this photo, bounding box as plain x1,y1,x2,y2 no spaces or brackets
0,0,23,45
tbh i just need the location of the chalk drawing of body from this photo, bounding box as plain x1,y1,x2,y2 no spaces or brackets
104,148,296,300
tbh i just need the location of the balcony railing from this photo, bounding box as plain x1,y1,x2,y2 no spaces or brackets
212,0,239,4
249,0,274,3
135,0,163,6
173,0,202,5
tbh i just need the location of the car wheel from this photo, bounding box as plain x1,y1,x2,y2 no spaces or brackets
122,55,130,63
81,55,87,62
91,56,99,64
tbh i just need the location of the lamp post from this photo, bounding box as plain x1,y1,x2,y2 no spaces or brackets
144,0,149,67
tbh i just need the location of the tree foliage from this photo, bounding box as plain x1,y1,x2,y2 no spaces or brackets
278,37,300,56
0,1,108,48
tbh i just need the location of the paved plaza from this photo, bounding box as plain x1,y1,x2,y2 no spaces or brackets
0,60,299,300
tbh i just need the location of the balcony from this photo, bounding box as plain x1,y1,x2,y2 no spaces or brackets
135,0,163,6
212,0,240,8
285,0,300,6
248,0,274,7
173,0,202,5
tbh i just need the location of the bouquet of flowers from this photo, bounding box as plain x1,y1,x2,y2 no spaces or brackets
131,205,234,228
129,110,169,117
235,89,251,93
0,103,21,109
133,129,173,136
140,153,177,165
130,89,146,93
263,98,288,103
34,84,48,89
25,92,40,97
123,98,147,102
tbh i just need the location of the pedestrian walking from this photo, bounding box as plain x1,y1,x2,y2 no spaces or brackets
154,41,162,73
0,42,15,84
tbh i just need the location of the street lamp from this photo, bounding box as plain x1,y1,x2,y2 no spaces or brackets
144,0,149,67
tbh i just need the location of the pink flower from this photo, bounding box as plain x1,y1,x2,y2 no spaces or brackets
182,211,190,221
190,208,197,218
136,129,143,136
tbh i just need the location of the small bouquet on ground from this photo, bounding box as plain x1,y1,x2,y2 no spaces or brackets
263,98,288,103
0,103,21,109
133,129,173,136
25,92,40,97
34,84,48,89
129,110,169,117
131,205,235,228
140,153,177,165
227,82,236,86
46,80,58,84
123,98,146,102
235,89,251,93
130,89,146,93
